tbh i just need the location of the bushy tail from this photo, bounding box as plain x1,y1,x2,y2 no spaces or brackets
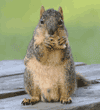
76,72,100,87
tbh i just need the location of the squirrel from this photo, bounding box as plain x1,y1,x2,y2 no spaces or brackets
21,6,99,105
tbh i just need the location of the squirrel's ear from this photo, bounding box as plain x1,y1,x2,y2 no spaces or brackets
58,6,63,20
40,6,45,19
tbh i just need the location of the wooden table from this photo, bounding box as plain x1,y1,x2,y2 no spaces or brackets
0,60,100,110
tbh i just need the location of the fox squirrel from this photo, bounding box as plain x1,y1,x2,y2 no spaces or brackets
21,6,99,105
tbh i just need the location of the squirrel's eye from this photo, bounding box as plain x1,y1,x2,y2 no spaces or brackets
58,19,63,25
40,19,44,24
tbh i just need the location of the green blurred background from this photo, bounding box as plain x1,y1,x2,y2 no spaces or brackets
0,0,100,65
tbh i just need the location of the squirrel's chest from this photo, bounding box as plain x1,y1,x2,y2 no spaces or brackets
26,55,66,86
46,49,64,65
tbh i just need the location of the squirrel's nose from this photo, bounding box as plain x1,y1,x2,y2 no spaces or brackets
48,29,54,35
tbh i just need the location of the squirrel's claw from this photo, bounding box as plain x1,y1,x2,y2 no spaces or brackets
58,36,67,45
44,37,55,49
60,97,72,104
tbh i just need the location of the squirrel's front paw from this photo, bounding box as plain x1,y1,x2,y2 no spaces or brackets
58,36,66,46
56,36,69,49
44,37,55,49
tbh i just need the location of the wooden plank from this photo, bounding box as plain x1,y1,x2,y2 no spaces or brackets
75,62,87,66
0,89,26,99
0,74,26,99
0,60,25,77
0,60,86,77
0,83,100,110
0,74,24,91
76,64,100,80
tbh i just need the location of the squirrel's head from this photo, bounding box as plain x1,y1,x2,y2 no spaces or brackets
39,6,64,36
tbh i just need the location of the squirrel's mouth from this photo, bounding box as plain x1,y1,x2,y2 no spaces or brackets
48,28,55,35
45,30,56,38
